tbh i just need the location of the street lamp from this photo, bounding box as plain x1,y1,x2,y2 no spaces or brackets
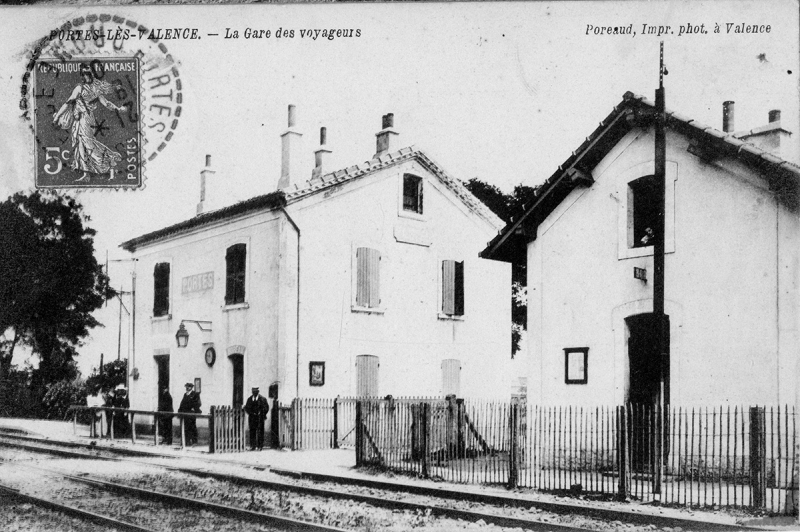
175,320,212,348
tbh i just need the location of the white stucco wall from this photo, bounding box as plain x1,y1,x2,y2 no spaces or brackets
527,128,799,407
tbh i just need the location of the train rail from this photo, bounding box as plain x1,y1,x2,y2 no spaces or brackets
0,430,759,531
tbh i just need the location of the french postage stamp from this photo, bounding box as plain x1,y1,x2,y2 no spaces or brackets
33,58,142,188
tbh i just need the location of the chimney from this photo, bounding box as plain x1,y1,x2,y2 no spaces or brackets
277,105,304,190
736,108,793,160
196,154,215,215
722,101,735,133
374,113,399,159
312,127,332,180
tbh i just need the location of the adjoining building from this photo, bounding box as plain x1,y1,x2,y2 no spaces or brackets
482,92,799,407
122,107,511,416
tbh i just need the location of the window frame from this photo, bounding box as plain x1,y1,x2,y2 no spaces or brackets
564,347,589,385
438,258,465,320
152,261,171,318
402,174,423,215
225,243,247,306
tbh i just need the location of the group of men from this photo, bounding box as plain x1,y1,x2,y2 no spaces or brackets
94,382,270,450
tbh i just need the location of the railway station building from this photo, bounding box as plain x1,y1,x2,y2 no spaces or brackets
121,108,512,413
482,92,800,407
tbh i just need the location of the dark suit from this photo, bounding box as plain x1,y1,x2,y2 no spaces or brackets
157,390,173,444
244,394,269,450
112,393,130,437
178,391,201,444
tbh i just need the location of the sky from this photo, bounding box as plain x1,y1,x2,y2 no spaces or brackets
1,0,797,375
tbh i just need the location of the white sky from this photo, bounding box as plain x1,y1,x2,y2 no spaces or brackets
1,0,797,374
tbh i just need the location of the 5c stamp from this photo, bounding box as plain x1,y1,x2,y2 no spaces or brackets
34,58,142,187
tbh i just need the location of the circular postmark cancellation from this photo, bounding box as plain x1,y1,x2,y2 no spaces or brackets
21,14,183,190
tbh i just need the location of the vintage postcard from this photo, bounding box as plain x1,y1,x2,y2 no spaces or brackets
1,0,799,527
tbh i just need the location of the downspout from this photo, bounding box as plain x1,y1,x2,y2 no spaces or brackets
281,208,301,398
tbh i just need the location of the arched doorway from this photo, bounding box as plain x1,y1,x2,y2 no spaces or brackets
229,354,244,407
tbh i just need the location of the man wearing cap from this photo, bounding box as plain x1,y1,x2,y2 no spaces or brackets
243,386,269,450
112,385,130,437
178,382,202,445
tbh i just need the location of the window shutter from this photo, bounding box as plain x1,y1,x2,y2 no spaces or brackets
356,247,381,308
417,178,423,214
454,261,464,316
153,263,170,317
226,244,246,304
442,260,455,315
368,248,381,308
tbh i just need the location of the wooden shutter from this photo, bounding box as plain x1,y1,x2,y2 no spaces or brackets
226,244,246,304
441,359,461,397
454,261,464,316
356,247,380,308
356,355,380,396
153,263,170,317
442,260,455,315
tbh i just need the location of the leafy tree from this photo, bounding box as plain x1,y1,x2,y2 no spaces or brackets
85,359,127,395
0,191,114,395
464,178,536,357
42,376,88,421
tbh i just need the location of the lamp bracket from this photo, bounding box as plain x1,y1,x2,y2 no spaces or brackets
181,319,212,332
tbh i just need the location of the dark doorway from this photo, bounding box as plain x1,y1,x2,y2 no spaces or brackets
268,382,279,448
155,356,169,395
626,313,670,472
230,354,244,407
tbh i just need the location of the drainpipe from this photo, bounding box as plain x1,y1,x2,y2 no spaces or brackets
281,208,301,398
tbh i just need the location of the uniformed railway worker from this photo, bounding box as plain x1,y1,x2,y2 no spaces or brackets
178,382,201,445
244,386,269,450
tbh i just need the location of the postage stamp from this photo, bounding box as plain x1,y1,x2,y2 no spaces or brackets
20,14,183,190
33,58,142,188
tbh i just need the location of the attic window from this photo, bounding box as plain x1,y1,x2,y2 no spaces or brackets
629,175,658,248
403,175,423,214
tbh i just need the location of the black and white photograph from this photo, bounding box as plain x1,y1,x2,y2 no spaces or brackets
0,0,799,530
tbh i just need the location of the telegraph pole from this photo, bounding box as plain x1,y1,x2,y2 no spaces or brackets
653,41,668,494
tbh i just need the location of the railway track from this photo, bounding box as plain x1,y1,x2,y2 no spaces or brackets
0,431,758,531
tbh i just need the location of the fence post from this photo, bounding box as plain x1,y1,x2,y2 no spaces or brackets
180,417,186,449
750,406,766,508
110,410,115,440
617,405,628,499
422,402,430,478
209,406,216,454
130,412,136,444
154,413,159,446
456,398,465,459
509,402,519,489
333,397,340,449
355,400,363,466
72,409,77,435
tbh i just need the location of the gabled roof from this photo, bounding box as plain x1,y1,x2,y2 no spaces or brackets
121,146,502,252
481,91,800,263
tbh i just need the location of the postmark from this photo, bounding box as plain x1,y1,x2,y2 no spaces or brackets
34,58,142,187
20,14,183,190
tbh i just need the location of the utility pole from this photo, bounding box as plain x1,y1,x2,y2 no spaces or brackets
653,41,668,495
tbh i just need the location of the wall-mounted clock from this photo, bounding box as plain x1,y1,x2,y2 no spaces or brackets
204,347,216,367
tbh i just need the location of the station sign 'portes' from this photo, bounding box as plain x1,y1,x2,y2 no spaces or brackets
182,272,214,294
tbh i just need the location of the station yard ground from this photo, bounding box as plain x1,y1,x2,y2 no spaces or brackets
0,417,797,531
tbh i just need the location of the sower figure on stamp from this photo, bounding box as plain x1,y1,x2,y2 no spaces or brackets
244,386,269,450
178,382,201,445
157,387,173,445
52,64,127,182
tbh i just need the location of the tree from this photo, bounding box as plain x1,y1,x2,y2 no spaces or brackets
464,178,536,357
0,191,114,395
85,359,127,395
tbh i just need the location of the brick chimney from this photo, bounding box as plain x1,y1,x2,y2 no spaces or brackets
374,113,399,159
196,154,214,215
312,127,331,180
277,105,304,190
735,108,793,160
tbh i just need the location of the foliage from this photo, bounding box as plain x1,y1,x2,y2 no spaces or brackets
41,376,89,421
0,190,114,391
85,359,128,395
0,365,36,418
464,178,536,357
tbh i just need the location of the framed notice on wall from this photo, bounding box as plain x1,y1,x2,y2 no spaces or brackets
309,362,325,386
564,348,589,385
194,378,202,394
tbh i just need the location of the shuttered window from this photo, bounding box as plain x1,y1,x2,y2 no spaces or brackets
356,355,380,397
356,247,381,308
441,260,464,316
153,262,170,317
225,244,246,305
402,175,423,214
441,359,461,397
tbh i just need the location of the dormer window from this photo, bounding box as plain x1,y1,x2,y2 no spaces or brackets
403,174,423,214
629,175,658,248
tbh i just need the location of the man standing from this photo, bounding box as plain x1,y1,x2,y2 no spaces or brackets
157,387,173,445
112,385,130,437
243,386,269,450
178,382,201,445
